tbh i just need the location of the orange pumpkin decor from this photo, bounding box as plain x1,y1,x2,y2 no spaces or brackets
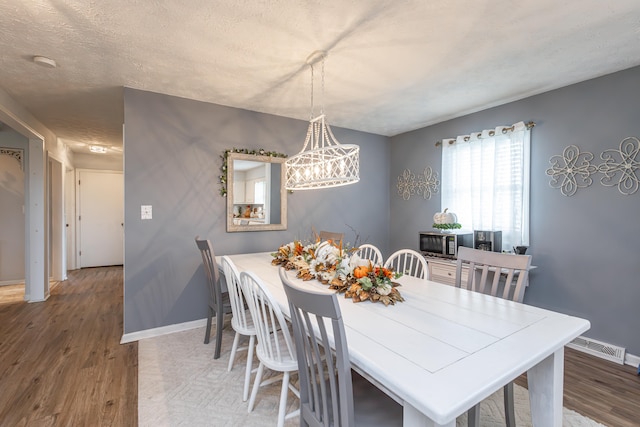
353,265,371,279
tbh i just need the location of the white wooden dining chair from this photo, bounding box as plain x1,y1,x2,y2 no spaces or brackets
455,246,532,427
280,268,402,426
195,236,232,359
220,256,257,402
384,249,428,279
455,246,532,303
240,271,300,427
354,243,383,265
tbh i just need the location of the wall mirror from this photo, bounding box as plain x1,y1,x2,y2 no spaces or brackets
226,152,287,232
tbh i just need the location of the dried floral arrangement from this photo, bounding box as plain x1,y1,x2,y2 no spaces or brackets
272,237,404,306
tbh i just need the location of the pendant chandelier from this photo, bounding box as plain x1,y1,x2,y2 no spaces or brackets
285,51,360,190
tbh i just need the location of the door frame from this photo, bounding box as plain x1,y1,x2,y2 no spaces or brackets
0,107,48,302
48,155,66,281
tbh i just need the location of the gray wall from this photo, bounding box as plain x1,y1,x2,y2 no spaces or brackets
390,66,640,355
0,128,27,282
123,88,390,334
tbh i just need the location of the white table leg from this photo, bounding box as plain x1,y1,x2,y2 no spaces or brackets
403,403,455,427
527,347,564,427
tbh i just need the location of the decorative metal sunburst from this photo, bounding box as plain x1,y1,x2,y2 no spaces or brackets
545,145,596,196
415,167,439,200
397,169,416,200
598,137,640,195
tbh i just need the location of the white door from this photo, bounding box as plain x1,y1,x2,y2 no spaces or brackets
78,170,123,268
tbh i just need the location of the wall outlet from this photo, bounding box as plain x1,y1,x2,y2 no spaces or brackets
141,205,152,220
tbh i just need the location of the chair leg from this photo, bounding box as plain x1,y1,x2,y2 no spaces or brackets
504,382,516,427
243,335,255,402
213,304,224,359
248,362,264,413
467,404,480,427
204,306,213,344
228,332,241,371
276,371,290,427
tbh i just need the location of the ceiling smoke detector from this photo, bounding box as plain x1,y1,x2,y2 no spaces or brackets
32,56,57,68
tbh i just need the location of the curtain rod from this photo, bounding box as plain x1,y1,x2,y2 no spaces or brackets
435,121,536,147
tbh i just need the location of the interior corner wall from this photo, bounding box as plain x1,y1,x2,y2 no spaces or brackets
122,88,390,335
390,65,640,356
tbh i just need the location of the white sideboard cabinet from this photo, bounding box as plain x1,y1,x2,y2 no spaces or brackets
426,257,468,286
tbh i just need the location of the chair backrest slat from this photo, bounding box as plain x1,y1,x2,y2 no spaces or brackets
280,267,354,427
195,236,221,305
355,244,383,266
240,271,295,363
384,249,428,279
455,246,532,303
220,256,253,333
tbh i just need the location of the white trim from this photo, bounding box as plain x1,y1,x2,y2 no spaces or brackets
0,280,25,286
120,318,207,344
624,352,640,368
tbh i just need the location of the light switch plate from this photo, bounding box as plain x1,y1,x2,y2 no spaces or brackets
141,205,152,220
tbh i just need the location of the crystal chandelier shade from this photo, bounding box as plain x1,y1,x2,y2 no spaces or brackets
285,51,360,190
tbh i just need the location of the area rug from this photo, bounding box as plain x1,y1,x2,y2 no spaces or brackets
138,325,606,427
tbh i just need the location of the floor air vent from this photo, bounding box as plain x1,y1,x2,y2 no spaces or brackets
567,336,626,364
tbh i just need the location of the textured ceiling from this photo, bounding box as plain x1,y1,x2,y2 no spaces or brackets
1,1,640,155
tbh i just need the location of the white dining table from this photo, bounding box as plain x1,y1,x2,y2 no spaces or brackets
222,252,590,427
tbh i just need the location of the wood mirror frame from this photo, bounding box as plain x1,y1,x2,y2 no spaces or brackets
226,152,288,232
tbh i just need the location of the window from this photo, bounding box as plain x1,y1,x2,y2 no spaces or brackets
254,179,266,204
441,121,530,250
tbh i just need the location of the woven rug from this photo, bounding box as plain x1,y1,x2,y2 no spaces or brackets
138,325,606,427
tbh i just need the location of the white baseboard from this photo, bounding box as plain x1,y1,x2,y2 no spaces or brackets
624,352,640,368
0,280,24,286
120,318,208,344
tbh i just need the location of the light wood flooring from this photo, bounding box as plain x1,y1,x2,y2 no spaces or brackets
1,266,638,426
0,283,25,304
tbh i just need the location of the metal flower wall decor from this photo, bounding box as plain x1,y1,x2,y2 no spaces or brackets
546,137,640,196
545,145,596,196
598,137,640,195
396,167,439,200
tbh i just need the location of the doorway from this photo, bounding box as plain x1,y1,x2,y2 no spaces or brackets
76,170,124,268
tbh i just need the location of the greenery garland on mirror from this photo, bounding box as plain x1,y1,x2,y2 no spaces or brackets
219,148,288,197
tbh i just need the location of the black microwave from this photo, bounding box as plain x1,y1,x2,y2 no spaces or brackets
419,230,473,258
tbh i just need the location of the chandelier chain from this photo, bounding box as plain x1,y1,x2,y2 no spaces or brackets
309,63,314,120
320,57,325,115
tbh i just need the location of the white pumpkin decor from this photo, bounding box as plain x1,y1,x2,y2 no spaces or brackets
432,208,462,230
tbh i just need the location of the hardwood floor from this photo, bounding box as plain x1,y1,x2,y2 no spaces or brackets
1,266,639,426
0,266,136,426
0,283,25,304
515,347,640,427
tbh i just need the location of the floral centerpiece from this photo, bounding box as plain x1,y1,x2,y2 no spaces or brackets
272,238,404,306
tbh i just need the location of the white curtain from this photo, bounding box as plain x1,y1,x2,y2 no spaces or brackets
441,121,530,249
